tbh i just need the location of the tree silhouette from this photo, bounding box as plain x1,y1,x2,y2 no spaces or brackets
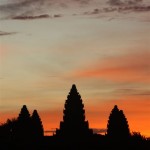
31,110,44,140
56,84,93,139
106,105,130,141
131,132,147,141
0,119,16,141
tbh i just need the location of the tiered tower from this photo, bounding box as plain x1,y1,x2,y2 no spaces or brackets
107,105,130,140
56,84,93,139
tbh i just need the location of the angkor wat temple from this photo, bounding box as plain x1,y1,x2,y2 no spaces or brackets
0,84,149,150
55,84,93,139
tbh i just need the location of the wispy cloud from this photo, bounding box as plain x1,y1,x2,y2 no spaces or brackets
53,14,63,18
92,128,107,134
108,0,143,6
83,8,102,15
0,0,92,19
82,0,150,16
12,14,50,20
84,6,150,16
0,0,54,19
72,50,150,83
0,0,150,20
107,5,150,13
114,88,150,96
108,0,124,6
0,31,17,36
107,0,150,13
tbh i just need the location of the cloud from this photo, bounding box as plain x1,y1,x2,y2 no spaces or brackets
108,0,124,6
92,128,107,134
83,8,117,15
0,31,17,36
1,0,150,20
0,0,92,19
0,0,54,19
0,0,39,14
83,0,150,16
44,130,56,136
12,14,50,20
84,6,150,16
114,89,150,96
116,5,150,12
53,14,63,18
72,50,150,83
83,8,102,15
106,0,150,13
108,0,143,6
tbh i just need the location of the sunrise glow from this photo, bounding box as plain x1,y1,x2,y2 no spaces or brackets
0,0,150,138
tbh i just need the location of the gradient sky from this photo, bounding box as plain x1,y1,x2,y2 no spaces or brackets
0,0,150,137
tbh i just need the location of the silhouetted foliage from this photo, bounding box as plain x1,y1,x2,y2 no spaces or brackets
131,131,147,141
0,118,17,142
31,110,44,139
106,105,130,141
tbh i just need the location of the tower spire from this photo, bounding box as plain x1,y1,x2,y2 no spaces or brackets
71,84,77,91
56,84,93,139
107,105,130,140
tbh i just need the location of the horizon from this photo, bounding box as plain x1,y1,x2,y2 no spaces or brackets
0,0,150,138
0,84,150,137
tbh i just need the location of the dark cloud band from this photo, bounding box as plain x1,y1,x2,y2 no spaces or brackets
12,14,50,20
0,31,17,36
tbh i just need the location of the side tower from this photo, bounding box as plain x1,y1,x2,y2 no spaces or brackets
56,84,93,139
107,105,130,140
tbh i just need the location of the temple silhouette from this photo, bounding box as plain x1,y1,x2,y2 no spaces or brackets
0,84,149,150
55,84,93,139
107,105,130,141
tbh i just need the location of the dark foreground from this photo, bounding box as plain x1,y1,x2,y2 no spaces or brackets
1,135,150,150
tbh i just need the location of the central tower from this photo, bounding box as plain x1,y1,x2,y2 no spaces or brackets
56,84,93,139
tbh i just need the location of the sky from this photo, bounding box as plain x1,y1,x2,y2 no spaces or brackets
0,0,150,137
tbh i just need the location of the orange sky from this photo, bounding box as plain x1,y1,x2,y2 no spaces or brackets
0,93,149,137
30,96,150,137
